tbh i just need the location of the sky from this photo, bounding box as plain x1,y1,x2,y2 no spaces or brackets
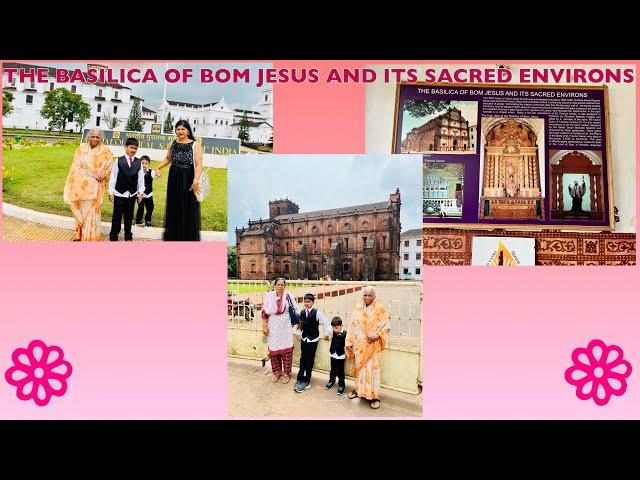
228,154,422,245
27,62,271,111
401,100,478,141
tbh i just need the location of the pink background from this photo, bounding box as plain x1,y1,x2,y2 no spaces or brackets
1,60,638,418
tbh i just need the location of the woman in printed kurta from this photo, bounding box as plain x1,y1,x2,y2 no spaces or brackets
346,286,390,409
261,278,299,384
63,129,113,241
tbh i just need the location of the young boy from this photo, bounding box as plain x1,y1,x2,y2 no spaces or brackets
108,138,144,241
294,293,331,393
325,317,347,396
135,155,160,227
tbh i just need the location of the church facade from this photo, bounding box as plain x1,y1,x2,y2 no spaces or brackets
235,191,402,281
402,107,472,153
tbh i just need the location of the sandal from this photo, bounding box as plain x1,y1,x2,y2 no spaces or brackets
369,399,381,409
272,374,282,383
347,390,358,399
281,374,291,384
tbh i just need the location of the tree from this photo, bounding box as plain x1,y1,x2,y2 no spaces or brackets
227,246,237,278
403,99,451,119
40,88,91,133
125,97,143,131
101,107,120,130
237,112,250,143
2,89,14,117
163,112,174,133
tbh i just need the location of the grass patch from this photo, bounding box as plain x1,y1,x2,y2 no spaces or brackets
2,144,227,231
3,128,80,137
227,282,309,294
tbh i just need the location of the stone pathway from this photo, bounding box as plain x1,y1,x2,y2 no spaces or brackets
227,357,423,418
2,217,154,242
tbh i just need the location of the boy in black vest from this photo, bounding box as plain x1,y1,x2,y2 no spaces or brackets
325,317,347,396
108,137,144,241
135,155,160,227
294,293,330,393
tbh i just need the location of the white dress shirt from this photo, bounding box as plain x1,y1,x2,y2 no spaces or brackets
108,156,145,197
328,326,346,359
142,168,158,198
296,307,331,342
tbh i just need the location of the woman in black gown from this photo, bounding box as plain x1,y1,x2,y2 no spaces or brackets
154,120,202,241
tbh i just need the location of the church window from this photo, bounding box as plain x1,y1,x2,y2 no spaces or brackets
298,241,302,246
97,104,102,113
404,240,409,247
26,95,33,105
286,242,290,253
96,117,101,126
327,224,333,231
404,253,409,260
265,94,268,101
297,228,302,234
362,221,369,229
344,238,349,251
71,85,77,93
344,223,350,231
98,88,103,97
382,235,387,249
416,253,422,260
49,82,54,91
417,239,422,247
250,262,256,273
114,106,118,114
343,262,350,273
30,82,35,89
416,268,421,275
114,91,118,99
403,268,409,275
215,120,218,125
312,263,317,273
312,226,318,233
312,239,317,252
328,239,332,248
362,237,367,248
284,263,290,273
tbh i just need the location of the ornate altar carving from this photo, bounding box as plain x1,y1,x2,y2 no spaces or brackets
480,119,544,220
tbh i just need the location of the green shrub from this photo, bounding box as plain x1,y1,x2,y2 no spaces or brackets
53,139,66,146
37,139,49,146
3,138,15,150
21,137,33,147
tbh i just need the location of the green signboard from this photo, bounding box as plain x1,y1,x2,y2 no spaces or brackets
82,129,240,155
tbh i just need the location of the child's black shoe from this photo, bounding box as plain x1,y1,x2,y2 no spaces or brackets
325,380,335,390
145,221,152,227
337,386,346,396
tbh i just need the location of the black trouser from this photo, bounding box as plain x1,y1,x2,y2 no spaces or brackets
110,196,137,241
330,357,346,387
297,339,319,383
136,196,154,224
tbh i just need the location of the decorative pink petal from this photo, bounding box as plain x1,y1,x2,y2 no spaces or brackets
10,369,28,382
17,380,36,400
45,347,62,365
570,369,588,381
564,366,593,387
46,378,66,394
591,344,603,363
48,360,72,380
571,347,593,369
576,380,594,400
606,377,625,394
32,345,44,364
605,346,622,366
608,361,631,377
586,339,608,367
18,353,31,368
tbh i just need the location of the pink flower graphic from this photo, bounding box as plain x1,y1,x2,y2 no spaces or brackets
565,339,631,406
5,339,72,406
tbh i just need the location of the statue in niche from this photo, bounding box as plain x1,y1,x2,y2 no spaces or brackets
568,176,586,213
504,162,519,197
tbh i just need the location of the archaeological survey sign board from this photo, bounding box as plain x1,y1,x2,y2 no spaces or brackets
394,83,614,231
81,129,240,168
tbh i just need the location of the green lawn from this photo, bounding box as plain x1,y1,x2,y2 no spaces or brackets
2,144,227,231
227,282,308,294
4,128,80,137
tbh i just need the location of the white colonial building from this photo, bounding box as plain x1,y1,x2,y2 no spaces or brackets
400,229,423,281
2,63,273,144
156,87,272,143
469,124,477,151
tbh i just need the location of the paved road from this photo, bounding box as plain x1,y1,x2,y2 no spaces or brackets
227,357,423,418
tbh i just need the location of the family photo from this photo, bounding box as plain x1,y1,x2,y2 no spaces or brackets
227,154,423,417
2,61,274,242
